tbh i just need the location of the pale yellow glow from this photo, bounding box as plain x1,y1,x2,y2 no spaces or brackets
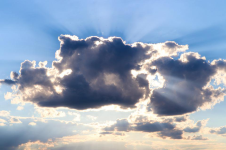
59,69,72,78
28,122,37,126
54,85,64,94
94,41,104,46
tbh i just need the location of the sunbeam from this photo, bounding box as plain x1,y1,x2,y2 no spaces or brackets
1,0,226,149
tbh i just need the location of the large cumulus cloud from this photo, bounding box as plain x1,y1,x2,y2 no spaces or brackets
0,36,187,110
1,35,226,116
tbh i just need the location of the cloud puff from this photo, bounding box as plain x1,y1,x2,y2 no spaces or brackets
157,129,183,139
101,116,211,140
210,126,226,135
134,122,175,132
147,52,226,115
1,35,225,116
183,119,208,133
0,79,17,85
174,116,188,122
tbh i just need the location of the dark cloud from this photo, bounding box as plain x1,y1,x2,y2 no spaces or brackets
102,119,183,139
174,116,187,122
0,79,17,85
134,122,183,139
100,131,125,136
102,117,209,140
1,36,155,110
147,52,226,115
134,122,175,132
158,129,183,139
135,74,150,98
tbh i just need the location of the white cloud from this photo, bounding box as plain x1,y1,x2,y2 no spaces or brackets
17,106,24,110
0,123,5,126
68,111,80,122
0,119,7,123
36,108,66,118
28,122,36,126
0,110,10,117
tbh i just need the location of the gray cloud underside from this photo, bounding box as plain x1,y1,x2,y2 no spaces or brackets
1,35,226,115
102,118,209,140
147,53,226,115
210,126,226,135
183,120,204,133
102,119,183,139
190,135,208,140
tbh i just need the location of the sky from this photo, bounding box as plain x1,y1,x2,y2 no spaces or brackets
1,0,226,149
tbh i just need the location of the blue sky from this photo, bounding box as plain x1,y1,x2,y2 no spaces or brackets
1,0,226,149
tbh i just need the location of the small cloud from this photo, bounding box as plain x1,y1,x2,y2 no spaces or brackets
68,111,80,122
102,118,183,139
0,123,6,126
28,122,36,126
10,117,22,124
210,126,226,135
17,106,24,110
0,110,10,117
